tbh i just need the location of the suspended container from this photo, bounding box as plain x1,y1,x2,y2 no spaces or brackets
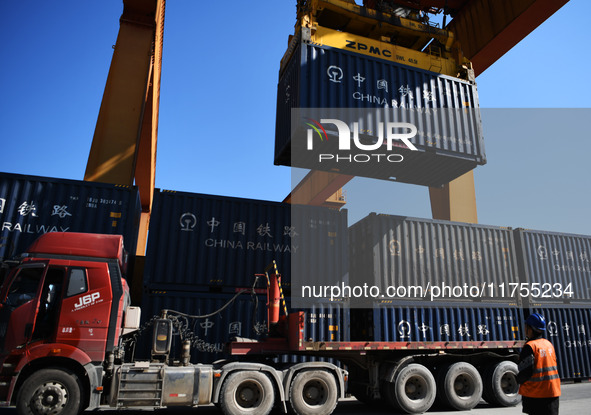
530,307,591,381
0,172,141,261
514,229,591,306
275,28,485,187
349,213,520,306
352,303,523,343
144,190,348,293
140,289,349,364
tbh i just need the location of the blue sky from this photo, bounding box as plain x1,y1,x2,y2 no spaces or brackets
1,1,589,234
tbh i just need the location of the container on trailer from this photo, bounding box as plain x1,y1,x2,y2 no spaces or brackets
514,228,591,306
143,190,348,293
275,28,485,187
349,213,520,306
0,172,141,260
140,289,350,364
530,306,591,381
351,303,523,342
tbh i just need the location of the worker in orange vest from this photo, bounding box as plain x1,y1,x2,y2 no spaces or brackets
517,313,561,415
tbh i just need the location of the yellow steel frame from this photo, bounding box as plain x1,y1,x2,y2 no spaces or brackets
84,0,165,254
298,0,453,48
309,24,460,77
284,171,351,207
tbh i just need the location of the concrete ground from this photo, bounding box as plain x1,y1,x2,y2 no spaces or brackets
1,382,588,415
334,382,589,414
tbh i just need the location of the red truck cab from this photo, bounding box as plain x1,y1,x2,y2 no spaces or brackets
0,232,130,407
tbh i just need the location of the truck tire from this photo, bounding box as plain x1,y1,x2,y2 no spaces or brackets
289,370,338,415
16,368,83,415
482,361,521,407
436,362,482,410
384,363,436,414
220,371,275,415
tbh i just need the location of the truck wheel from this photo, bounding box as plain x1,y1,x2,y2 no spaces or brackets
220,371,275,415
384,364,436,414
436,362,482,410
289,370,338,415
482,361,521,407
16,368,83,415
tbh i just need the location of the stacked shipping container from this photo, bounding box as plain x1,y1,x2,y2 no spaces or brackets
347,213,591,380
348,213,521,306
144,190,348,292
0,172,141,260
140,290,349,364
352,303,522,343
141,190,350,364
514,228,591,306
348,213,524,359
530,307,591,381
2,173,590,379
515,229,591,381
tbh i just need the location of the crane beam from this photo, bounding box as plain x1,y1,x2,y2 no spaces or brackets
448,0,569,75
285,171,352,207
84,0,164,254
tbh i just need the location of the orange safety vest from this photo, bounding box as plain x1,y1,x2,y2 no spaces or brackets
519,338,561,398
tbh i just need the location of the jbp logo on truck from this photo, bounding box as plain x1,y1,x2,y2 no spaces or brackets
74,292,101,310
306,118,418,164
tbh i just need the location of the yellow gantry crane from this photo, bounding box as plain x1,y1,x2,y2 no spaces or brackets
284,0,568,222
84,0,568,254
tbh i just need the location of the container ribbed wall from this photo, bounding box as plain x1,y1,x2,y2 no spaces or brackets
349,213,520,305
144,190,348,293
275,41,485,186
352,304,523,342
530,307,591,381
0,172,141,260
515,229,591,306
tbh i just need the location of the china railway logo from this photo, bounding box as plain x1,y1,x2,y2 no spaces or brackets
180,212,197,232
327,66,343,83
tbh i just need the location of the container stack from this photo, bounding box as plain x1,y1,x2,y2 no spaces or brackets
0,172,141,259
0,171,145,295
140,189,350,363
347,213,591,380
349,213,524,343
514,228,591,381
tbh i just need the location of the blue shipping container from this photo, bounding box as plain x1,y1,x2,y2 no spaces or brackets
139,290,349,364
352,303,523,343
0,172,141,260
144,190,348,293
515,229,591,306
275,35,485,187
530,307,591,381
349,213,520,306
